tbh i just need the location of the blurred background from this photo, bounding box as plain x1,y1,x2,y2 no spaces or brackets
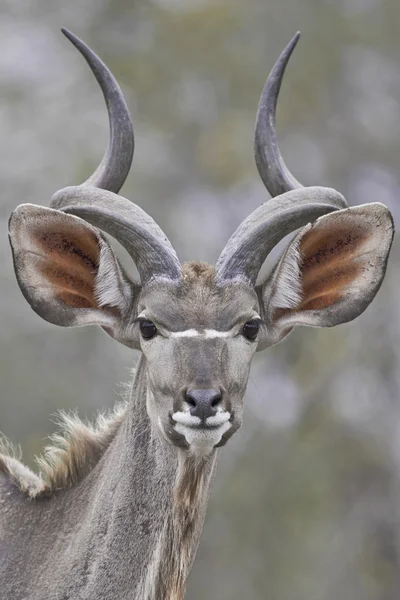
0,0,399,598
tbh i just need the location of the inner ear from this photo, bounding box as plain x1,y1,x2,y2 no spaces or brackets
297,215,373,312
9,204,137,345
258,203,394,350
34,227,101,310
10,205,105,315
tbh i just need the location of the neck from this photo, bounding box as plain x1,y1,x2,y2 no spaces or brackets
139,450,218,599
77,356,219,600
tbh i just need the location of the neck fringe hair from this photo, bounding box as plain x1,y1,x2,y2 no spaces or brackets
0,402,127,499
154,454,215,600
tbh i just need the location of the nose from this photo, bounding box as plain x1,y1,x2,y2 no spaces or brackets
185,389,222,422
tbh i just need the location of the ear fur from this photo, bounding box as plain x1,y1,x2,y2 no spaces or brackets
258,203,394,350
9,204,140,348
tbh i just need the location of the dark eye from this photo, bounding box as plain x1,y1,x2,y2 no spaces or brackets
242,319,260,341
139,320,157,340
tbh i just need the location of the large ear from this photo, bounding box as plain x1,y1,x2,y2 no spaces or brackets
9,204,140,348
258,203,394,349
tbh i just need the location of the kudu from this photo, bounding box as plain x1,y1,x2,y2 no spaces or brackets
0,30,394,600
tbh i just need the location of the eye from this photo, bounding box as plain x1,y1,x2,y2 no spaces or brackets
241,319,260,341
139,320,157,340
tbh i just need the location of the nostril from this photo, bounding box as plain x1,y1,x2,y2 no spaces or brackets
211,392,222,407
185,393,196,408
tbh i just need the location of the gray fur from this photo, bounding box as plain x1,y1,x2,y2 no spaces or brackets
0,274,257,600
0,358,216,600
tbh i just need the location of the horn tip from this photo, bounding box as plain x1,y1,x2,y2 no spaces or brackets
61,27,80,48
288,31,301,52
61,27,72,38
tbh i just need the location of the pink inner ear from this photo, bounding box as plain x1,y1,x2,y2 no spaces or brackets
296,216,372,311
31,223,101,310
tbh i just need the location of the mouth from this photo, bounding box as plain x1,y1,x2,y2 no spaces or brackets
171,411,232,452
171,410,231,429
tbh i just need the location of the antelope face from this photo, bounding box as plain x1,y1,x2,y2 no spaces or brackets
7,31,394,463
137,268,260,453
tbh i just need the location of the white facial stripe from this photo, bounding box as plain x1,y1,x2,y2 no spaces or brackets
205,329,232,339
170,329,234,339
170,329,200,338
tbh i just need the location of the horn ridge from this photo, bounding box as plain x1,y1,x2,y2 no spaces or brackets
51,32,181,284
216,187,347,285
61,28,134,194
254,32,302,197
51,186,182,284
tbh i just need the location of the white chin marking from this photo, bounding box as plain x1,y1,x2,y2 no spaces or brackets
174,421,231,455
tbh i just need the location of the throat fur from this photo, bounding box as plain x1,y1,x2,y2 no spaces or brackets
154,453,217,600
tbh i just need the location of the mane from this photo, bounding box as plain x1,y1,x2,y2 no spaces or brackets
0,402,127,499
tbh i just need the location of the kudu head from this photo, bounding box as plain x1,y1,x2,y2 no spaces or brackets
8,31,394,455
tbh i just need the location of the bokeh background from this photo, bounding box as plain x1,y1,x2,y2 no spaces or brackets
1,1,400,598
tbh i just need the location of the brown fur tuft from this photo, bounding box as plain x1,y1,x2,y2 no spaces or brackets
182,262,215,287
0,402,126,498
